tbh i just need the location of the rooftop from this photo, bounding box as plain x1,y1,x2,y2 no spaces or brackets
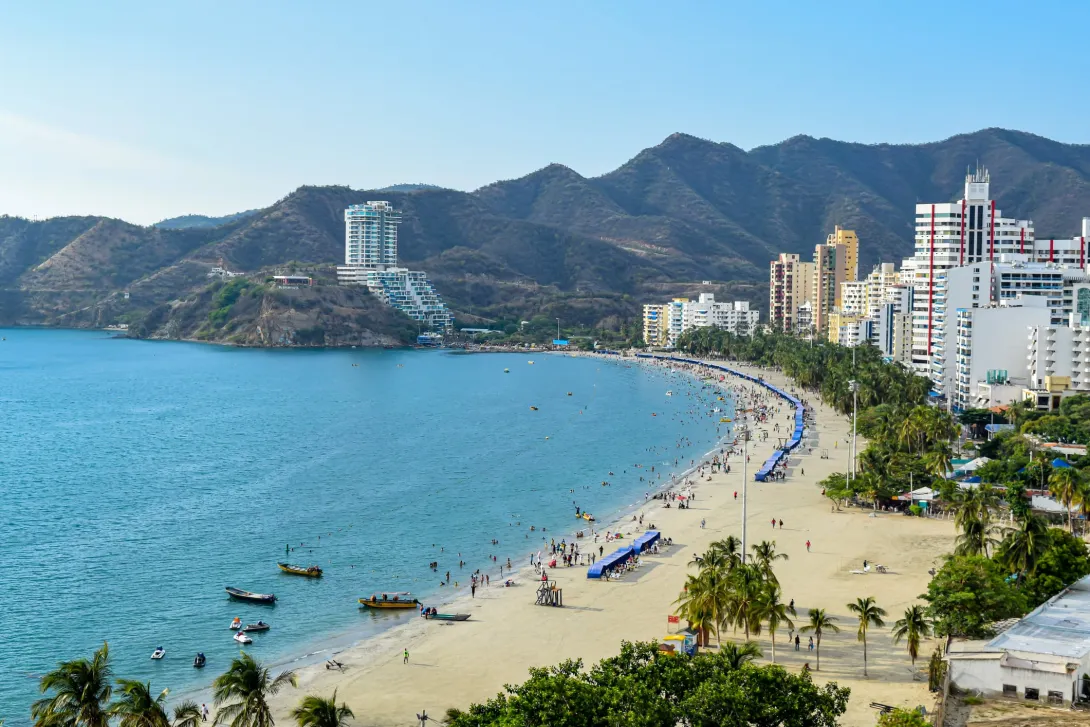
985,574,1090,660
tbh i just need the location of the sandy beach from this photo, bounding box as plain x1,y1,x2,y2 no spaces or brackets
267,357,958,727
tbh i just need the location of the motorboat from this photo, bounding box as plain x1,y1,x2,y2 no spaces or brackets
242,621,270,633
277,562,323,577
503,368,509,373
230,617,242,630
193,653,206,669
358,592,419,610
529,406,538,411
151,646,166,660
225,586,276,604
233,632,252,645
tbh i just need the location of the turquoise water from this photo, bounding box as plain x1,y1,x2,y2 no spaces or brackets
0,330,727,723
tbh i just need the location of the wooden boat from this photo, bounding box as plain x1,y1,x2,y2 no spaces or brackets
226,586,276,604
358,592,419,609
278,562,323,578
242,621,270,633
425,613,470,621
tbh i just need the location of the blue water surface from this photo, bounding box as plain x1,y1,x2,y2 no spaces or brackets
0,330,727,722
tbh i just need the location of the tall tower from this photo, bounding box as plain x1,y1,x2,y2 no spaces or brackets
344,201,401,269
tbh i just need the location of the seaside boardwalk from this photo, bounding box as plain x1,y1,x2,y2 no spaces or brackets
269,356,958,727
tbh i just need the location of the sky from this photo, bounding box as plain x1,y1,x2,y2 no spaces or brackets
2,1,1089,225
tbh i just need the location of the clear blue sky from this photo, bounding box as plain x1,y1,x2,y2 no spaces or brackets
2,1,1088,224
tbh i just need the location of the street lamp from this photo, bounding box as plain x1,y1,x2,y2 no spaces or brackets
849,379,858,480
740,425,751,562
556,318,561,341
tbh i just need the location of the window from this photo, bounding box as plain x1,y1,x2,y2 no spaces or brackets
1002,684,1017,697
1047,691,1064,705
1024,687,1039,701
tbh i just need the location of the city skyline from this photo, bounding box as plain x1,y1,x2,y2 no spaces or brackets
3,2,1090,223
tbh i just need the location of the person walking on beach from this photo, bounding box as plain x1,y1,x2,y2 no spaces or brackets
471,583,476,598
794,635,800,651
403,648,410,664
808,637,814,652
202,704,209,721
806,540,811,552
700,518,705,529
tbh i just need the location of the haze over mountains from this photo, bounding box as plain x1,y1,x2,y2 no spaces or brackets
3,128,1090,332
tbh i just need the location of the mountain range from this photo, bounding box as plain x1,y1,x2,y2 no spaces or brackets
3,128,1090,336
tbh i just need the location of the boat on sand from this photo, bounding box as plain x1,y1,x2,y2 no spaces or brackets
425,613,470,621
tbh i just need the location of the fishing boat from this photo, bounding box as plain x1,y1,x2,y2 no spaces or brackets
242,621,270,633
503,368,510,373
529,406,538,411
233,632,252,644
193,653,206,669
229,617,242,630
225,586,276,604
358,592,419,609
151,646,166,660
278,562,323,578
425,613,470,621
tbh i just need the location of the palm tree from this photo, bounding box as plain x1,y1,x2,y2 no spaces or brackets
800,608,840,671
675,573,723,647
213,652,297,727
891,605,932,666
170,703,203,727
724,564,764,639
719,641,762,669
707,536,742,569
752,584,795,663
1049,467,1082,532
996,513,1050,576
110,680,170,727
922,442,953,481
32,642,113,727
750,540,788,585
290,692,354,727
846,596,887,677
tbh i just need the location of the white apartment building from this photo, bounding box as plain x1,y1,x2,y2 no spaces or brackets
643,294,759,348
950,298,1053,412
337,202,452,329
839,280,868,315
930,259,1090,401
871,284,914,364
865,263,901,317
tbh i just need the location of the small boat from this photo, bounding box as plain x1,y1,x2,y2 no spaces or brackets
226,586,276,604
243,621,270,633
529,406,538,411
528,361,534,364
193,653,206,669
666,391,673,396
230,617,242,630
503,368,509,373
278,562,323,578
233,632,252,644
425,613,470,621
720,417,732,423
566,392,572,396
359,592,419,610
151,646,166,660
583,513,595,522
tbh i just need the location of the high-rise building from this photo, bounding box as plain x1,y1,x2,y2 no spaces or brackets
813,242,846,333
642,304,668,347
839,280,868,315
769,253,814,333
337,202,452,330
343,201,400,269
827,226,859,282
864,263,901,317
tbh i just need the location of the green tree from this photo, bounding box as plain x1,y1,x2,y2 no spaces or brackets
32,642,113,727
995,513,1050,576
1049,467,1083,532
921,555,1027,638
877,707,930,727
750,540,788,585
109,681,203,727
290,693,353,727
680,664,850,727
846,597,886,677
1019,528,1090,605
718,641,763,669
213,652,297,727
890,605,932,666
800,608,841,672
818,472,852,511
753,584,795,663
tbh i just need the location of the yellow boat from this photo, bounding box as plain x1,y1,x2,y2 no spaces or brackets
359,593,419,610
278,562,323,578
719,417,732,423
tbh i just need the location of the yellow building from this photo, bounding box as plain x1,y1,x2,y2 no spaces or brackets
642,304,669,347
827,225,859,282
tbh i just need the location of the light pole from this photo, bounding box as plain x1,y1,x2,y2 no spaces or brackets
848,379,858,481
740,424,751,562
556,318,561,341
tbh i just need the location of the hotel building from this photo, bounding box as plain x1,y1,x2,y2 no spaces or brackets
769,253,815,333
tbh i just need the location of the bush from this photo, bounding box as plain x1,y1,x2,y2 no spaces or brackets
908,504,923,517
878,708,930,727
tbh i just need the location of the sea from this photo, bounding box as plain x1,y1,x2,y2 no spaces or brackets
0,329,731,723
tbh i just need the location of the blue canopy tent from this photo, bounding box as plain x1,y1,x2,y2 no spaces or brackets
1052,458,1073,468
587,546,635,579
632,530,661,553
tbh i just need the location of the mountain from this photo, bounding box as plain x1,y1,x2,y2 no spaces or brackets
376,183,449,193
3,128,1090,340
154,210,261,229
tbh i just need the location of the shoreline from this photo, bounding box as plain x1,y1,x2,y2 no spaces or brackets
170,353,729,712
264,355,957,727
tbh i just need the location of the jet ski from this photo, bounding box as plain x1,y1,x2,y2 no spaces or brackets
151,646,166,660
193,653,206,669
233,632,252,644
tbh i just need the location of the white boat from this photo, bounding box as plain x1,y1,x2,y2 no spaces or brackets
230,617,241,630
151,647,166,660
233,632,252,645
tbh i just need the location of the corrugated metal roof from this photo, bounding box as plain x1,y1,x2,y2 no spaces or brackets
985,574,1090,659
